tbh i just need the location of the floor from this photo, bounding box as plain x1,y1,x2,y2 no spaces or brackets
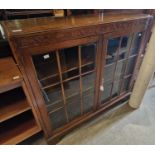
21,77,155,145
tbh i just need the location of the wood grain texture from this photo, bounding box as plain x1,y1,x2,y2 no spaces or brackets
3,13,151,36
0,57,42,144
0,57,22,93
0,99,31,123
2,13,153,144
0,118,41,145
2,14,151,50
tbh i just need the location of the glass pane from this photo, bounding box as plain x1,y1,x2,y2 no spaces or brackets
81,63,95,73
82,88,94,113
104,63,115,82
63,77,80,98
122,77,132,92
126,56,137,75
66,94,81,121
42,84,63,105
101,81,112,103
62,69,79,80
119,35,132,60
114,60,126,81
32,52,58,80
49,108,67,130
121,36,129,48
81,43,96,65
82,72,95,91
59,46,79,73
106,37,121,64
111,80,121,98
40,75,60,88
118,50,128,60
130,32,143,55
47,101,64,113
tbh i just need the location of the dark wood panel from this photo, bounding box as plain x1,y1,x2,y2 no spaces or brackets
2,13,153,144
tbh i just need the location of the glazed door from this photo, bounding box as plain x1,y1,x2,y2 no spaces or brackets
32,41,98,131
99,32,143,106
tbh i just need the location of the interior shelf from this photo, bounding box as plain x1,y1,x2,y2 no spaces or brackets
0,87,31,123
0,57,23,93
41,68,95,91
39,60,95,82
0,110,41,145
0,99,31,123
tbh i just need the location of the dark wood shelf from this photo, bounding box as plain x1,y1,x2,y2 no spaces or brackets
0,57,23,93
0,57,41,144
39,60,94,82
41,65,95,90
0,99,31,123
42,81,60,90
0,117,41,145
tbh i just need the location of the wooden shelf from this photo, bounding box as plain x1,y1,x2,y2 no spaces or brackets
39,60,94,82
0,118,41,145
0,57,41,144
0,57,23,93
0,111,41,145
40,63,95,90
0,99,31,123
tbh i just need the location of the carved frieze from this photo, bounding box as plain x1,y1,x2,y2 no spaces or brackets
13,18,148,49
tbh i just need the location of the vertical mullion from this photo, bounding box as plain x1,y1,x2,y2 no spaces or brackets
56,51,69,123
119,34,134,93
78,45,83,115
109,37,123,99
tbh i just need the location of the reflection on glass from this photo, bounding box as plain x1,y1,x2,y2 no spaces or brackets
119,36,132,60
81,63,95,73
106,37,120,64
47,101,64,113
42,84,62,104
40,75,60,87
59,46,79,72
126,56,137,75
82,88,94,113
82,72,95,91
130,32,142,55
114,60,126,81
104,63,115,82
81,43,96,65
33,52,58,80
66,94,81,121
111,80,121,98
122,77,132,92
49,107,67,130
62,69,79,80
121,36,129,48
101,81,112,103
118,50,128,60
63,77,80,98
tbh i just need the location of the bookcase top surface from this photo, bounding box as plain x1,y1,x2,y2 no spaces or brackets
2,13,152,37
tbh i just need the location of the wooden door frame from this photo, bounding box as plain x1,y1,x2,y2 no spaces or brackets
20,35,101,137
97,30,146,108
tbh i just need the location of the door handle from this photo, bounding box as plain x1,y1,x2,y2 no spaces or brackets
0,24,5,39
100,78,104,91
100,85,104,91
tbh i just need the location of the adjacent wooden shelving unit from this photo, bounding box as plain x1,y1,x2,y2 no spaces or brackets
0,57,41,144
